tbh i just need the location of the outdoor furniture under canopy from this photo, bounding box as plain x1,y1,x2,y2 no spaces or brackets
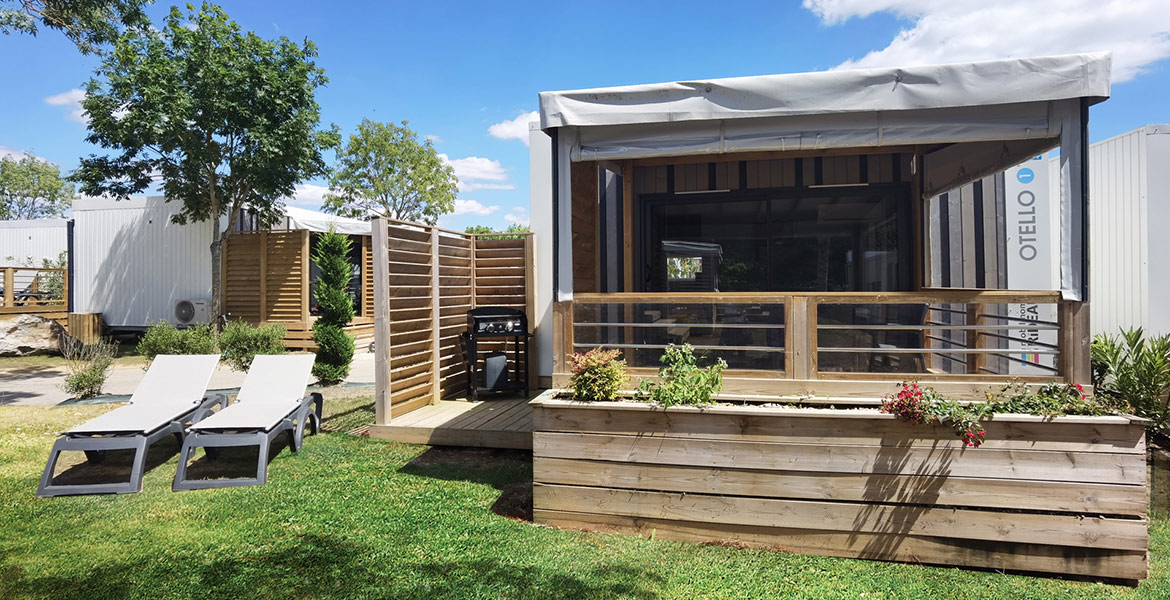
37,354,223,497
172,353,322,491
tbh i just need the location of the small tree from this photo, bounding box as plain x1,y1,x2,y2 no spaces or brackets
0,156,73,220
75,3,339,320
311,229,355,385
325,119,457,224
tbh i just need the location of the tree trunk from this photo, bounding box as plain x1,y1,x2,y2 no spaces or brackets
210,211,223,323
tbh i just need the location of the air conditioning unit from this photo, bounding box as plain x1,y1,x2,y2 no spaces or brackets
174,299,211,325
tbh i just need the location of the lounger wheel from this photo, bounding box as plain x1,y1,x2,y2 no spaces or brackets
84,450,107,464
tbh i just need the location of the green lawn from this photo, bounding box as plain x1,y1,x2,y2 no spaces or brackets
1,398,1167,599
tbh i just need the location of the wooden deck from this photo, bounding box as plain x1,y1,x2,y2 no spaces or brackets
367,396,533,450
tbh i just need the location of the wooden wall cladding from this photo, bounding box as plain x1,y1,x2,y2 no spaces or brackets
531,398,1149,584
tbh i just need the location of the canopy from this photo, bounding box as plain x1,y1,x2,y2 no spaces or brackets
281,205,371,235
541,54,1110,302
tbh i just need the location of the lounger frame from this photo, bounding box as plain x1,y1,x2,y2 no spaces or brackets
37,394,228,497
172,392,323,491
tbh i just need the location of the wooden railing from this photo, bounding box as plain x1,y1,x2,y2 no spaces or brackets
1,267,68,318
557,290,1088,393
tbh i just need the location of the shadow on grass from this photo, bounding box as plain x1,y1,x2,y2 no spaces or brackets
400,447,534,522
48,434,183,488
180,434,296,482
3,533,662,599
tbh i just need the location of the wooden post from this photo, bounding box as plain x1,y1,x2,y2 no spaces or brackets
966,304,984,374
552,301,574,387
469,234,477,310
259,231,268,323
61,268,68,312
300,229,311,324
808,298,819,378
2,268,12,308
372,219,391,425
787,296,809,380
622,160,635,292
430,226,441,405
1058,301,1091,386
524,233,537,389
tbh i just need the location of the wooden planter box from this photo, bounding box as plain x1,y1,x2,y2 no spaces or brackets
531,392,1149,583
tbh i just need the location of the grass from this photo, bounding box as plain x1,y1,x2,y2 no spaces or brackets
0,398,1167,599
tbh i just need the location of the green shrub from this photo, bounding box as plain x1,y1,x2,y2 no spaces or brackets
1092,327,1170,429
568,348,627,402
219,320,286,372
637,344,727,408
136,321,218,364
311,229,355,385
62,339,118,399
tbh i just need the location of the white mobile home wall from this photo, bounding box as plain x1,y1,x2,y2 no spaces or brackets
530,123,555,385
1084,125,1170,336
73,196,213,328
0,219,69,266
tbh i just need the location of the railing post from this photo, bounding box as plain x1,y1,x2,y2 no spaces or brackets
788,296,816,380
3,268,13,308
372,218,391,425
966,304,984,374
1058,300,1091,386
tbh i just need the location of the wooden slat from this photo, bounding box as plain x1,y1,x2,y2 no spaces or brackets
532,432,1145,484
533,484,1147,551
533,510,1146,582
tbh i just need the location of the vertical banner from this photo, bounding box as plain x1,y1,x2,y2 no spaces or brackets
1005,157,1058,374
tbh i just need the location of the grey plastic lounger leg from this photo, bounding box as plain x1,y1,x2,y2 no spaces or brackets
36,431,158,497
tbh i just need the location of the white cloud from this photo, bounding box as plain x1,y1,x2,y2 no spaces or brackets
804,0,1170,82
284,183,331,209
425,134,443,144
503,206,529,227
488,111,539,146
439,154,516,192
0,146,32,161
45,88,88,124
453,199,501,216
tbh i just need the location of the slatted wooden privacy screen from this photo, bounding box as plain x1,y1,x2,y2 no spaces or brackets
371,219,534,424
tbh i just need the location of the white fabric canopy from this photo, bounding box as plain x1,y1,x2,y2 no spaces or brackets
540,53,1111,130
281,205,371,235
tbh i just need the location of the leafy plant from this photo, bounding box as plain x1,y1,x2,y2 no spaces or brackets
62,338,118,399
637,344,727,408
219,321,286,373
568,348,628,402
985,382,1122,417
1092,328,1170,429
136,321,218,365
311,228,355,385
881,382,987,447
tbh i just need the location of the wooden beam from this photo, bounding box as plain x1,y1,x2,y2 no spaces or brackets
259,230,268,323
622,160,634,292
372,219,391,425
430,226,441,405
1059,300,1091,385
300,229,311,323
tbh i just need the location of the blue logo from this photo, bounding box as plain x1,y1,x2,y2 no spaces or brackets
1017,168,1035,184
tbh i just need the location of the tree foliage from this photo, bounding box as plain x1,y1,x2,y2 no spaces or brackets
0,0,150,54
0,156,73,220
74,3,339,318
325,119,457,224
464,222,529,239
311,229,355,385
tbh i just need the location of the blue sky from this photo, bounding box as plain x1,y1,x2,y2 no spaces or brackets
2,1,1168,231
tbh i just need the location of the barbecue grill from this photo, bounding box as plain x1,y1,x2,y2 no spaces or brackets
462,307,530,400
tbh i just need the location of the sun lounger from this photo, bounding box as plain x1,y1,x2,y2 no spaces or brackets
172,354,322,491
37,354,223,497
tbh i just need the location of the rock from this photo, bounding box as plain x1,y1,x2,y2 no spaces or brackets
0,314,66,356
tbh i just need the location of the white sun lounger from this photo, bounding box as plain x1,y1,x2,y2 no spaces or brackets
37,354,223,497
172,354,322,491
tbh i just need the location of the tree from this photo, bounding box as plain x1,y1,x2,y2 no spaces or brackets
324,119,457,225
463,222,529,239
75,3,339,319
311,229,355,385
463,225,493,234
0,0,151,54
0,155,73,219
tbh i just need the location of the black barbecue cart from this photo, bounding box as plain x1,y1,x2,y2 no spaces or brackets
462,307,531,400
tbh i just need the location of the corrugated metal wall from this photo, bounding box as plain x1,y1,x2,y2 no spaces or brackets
0,219,69,265
73,197,213,327
1087,128,1150,336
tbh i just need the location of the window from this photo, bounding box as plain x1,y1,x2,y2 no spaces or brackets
642,185,912,292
